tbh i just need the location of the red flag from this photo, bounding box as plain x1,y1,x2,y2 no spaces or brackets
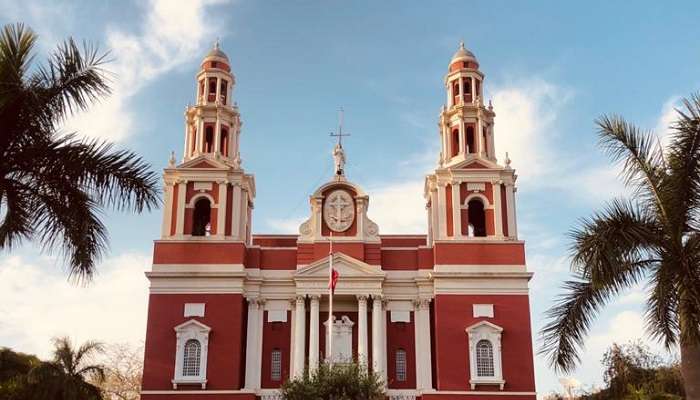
329,268,339,293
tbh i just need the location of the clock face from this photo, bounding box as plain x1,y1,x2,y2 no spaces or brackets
323,190,355,232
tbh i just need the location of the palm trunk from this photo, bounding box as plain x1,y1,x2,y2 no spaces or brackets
681,340,700,399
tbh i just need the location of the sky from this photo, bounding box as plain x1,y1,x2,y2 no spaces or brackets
1,0,699,397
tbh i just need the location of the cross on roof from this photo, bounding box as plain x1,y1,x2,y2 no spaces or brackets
329,107,350,147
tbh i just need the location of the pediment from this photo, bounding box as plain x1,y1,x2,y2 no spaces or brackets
295,252,385,279
453,157,500,170
174,319,211,333
466,320,503,333
178,156,230,170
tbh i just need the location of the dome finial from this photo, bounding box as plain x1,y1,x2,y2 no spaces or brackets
214,37,220,50
459,40,465,50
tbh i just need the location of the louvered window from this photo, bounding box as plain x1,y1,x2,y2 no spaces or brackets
271,349,282,381
182,339,201,376
396,349,407,382
476,340,494,377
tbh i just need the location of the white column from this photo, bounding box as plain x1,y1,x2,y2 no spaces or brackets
161,183,173,237
380,299,387,382
309,295,320,371
215,77,221,103
292,295,306,377
437,184,447,239
175,181,187,236
195,119,204,154
493,181,503,237
414,298,433,391
451,182,461,238
505,183,517,239
217,181,227,237
231,185,242,240
371,295,384,376
214,117,221,154
244,297,261,390
357,295,368,365
458,122,466,155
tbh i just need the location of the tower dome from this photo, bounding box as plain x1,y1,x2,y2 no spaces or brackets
449,41,479,70
201,40,231,71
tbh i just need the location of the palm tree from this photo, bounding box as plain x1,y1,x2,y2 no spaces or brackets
541,94,700,399
24,337,106,400
0,23,159,282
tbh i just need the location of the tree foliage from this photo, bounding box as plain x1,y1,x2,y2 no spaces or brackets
578,342,684,400
0,337,106,400
280,362,384,400
540,94,700,398
0,23,160,282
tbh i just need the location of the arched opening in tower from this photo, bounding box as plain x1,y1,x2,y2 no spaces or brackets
205,126,214,153
468,199,486,237
463,77,472,103
208,77,217,102
482,127,488,156
219,79,228,104
451,129,460,157
220,127,229,157
192,198,212,236
452,80,460,105
466,126,475,154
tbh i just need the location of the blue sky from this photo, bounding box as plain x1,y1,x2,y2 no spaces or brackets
1,0,699,397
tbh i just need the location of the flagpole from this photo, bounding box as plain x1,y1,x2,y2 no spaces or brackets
328,231,334,368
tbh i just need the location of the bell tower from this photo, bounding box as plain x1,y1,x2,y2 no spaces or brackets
425,42,518,244
159,41,255,243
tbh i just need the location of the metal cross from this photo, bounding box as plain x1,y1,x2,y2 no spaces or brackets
329,107,351,146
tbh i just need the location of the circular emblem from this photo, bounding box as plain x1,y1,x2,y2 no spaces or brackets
323,190,355,232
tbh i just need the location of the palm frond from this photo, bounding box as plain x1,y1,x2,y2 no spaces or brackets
645,259,680,348
663,94,700,233
0,178,32,248
541,199,660,372
30,37,111,123
596,115,668,224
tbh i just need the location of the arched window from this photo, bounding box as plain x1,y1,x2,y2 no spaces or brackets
208,77,217,102
395,349,407,382
182,339,201,377
192,198,211,236
452,80,460,105
271,348,282,381
220,80,228,104
204,126,214,153
482,127,488,155
220,128,229,157
475,340,494,377
466,126,475,154
451,129,460,157
468,199,486,237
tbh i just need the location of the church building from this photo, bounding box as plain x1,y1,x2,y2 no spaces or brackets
140,42,537,400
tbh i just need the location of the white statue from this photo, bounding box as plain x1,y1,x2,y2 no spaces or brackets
332,143,345,176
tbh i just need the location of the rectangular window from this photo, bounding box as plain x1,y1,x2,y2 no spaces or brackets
271,349,282,381
396,349,407,382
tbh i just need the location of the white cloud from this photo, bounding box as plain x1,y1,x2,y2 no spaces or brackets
367,180,427,234
0,252,150,358
492,78,572,181
64,0,229,142
655,96,682,149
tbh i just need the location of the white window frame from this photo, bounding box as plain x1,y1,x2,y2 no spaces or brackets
172,319,211,389
466,321,504,390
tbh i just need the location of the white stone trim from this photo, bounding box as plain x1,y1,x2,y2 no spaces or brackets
187,192,217,208
175,182,187,235
244,297,262,390
172,320,210,389
216,182,227,237
473,304,494,318
466,321,505,390
414,298,433,391
161,183,174,237
184,303,205,317
462,192,492,209
492,182,503,237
